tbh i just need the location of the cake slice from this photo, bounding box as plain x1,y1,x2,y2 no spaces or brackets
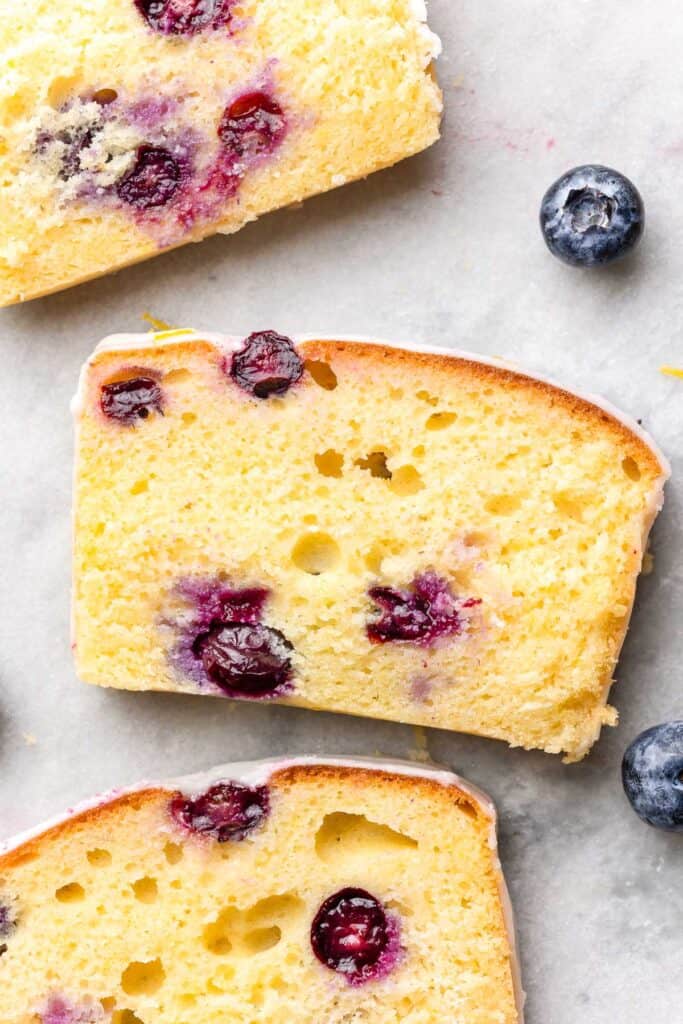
0,0,441,306
73,330,669,760
0,757,522,1023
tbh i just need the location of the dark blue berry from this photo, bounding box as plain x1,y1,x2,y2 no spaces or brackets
100,376,164,424
170,781,269,841
622,721,683,832
230,331,304,399
0,901,16,956
194,621,293,695
117,145,182,209
311,888,390,980
218,92,286,159
540,164,644,267
136,0,233,35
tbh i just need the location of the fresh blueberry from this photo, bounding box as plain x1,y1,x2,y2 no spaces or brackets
230,331,304,399
311,888,399,984
193,621,294,695
117,145,182,209
100,376,164,424
540,164,644,267
170,781,269,841
622,721,683,832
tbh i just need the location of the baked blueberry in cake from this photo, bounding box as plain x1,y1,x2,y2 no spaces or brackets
0,757,522,1023
0,0,441,306
72,330,668,760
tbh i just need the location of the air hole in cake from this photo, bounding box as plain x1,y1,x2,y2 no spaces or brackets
355,451,392,479
121,958,166,996
163,368,192,385
132,877,159,903
426,411,457,430
552,492,585,522
291,532,341,575
242,926,282,954
100,373,165,425
170,781,270,842
310,888,401,985
135,0,235,35
203,917,234,955
55,882,85,903
100,997,116,1014
315,813,418,863
622,456,642,481
367,571,481,646
113,1011,145,1024
305,359,338,391
229,331,304,399
388,465,424,496
130,479,149,496
163,840,183,864
87,848,112,867
485,494,522,516
416,389,439,406
314,449,344,478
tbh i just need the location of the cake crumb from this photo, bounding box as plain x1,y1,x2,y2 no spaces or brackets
22,732,37,746
410,726,433,764
642,551,654,575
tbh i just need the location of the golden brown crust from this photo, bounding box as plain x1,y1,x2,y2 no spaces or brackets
299,339,666,479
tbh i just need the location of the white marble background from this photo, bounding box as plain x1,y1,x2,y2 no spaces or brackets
1,1,681,1020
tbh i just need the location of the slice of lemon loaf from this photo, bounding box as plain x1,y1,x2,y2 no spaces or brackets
0,0,441,307
0,757,522,1024
73,331,669,760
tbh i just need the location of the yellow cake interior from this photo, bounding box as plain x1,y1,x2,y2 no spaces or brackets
0,763,519,1023
0,0,441,305
73,333,667,760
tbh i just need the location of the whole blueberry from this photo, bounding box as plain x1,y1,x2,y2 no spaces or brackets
622,721,683,832
540,164,644,267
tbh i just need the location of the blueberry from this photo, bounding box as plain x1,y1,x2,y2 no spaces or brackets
117,145,182,209
367,571,480,646
230,331,304,399
100,376,164,424
0,900,17,956
311,888,397,984
218,92,286,160
136,0,234,35
622,721,683,832
540,164,644,267
170,781,269,841
193,621,294,695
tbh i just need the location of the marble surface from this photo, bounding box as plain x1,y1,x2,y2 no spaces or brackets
1,1,681,1020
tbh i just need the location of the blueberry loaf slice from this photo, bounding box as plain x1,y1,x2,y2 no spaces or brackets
73,331,669,760
0,0,441,306
0,757,522,1023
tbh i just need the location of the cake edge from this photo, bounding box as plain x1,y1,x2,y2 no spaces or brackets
0,754,525,1023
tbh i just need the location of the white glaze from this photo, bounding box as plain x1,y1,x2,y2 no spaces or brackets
0,755,525,1022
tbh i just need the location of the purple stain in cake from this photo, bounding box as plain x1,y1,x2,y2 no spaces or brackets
218,91,286,160
170,781,270,841
166,578,295,699
100,375,165,424
229,331,304,399
367,571,481,646
135,0,235,35
311,888,401,985
39,996,106,1024
117,144,183,209
0,901,16,956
